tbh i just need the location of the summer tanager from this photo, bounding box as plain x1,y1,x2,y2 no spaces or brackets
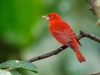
42,13,86,63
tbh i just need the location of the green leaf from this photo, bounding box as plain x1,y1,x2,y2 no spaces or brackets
0,69,21,75
0,60,38,73
10,71,21,75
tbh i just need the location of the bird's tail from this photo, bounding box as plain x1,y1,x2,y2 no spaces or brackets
74,48,86,63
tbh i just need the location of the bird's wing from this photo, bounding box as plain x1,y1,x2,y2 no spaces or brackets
51,30,73,48
70,29,82,46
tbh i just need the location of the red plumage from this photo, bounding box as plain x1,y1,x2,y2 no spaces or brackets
43,13,86,63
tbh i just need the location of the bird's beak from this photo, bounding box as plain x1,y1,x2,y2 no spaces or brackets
42,15,49,20
42,16,47,19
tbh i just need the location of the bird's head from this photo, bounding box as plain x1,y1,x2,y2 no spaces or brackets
42,12,61,22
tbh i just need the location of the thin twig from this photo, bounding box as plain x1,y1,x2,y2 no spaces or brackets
80,31,100,43
27,31,100,62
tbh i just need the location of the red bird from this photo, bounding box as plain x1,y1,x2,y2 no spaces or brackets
42,13,86,63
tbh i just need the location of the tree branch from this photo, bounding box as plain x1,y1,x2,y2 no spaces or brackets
27,31,100,63
8,31,100,73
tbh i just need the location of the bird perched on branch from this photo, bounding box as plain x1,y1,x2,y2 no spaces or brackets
42,12,86,63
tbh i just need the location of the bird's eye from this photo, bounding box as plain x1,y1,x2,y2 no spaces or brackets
49,16,52,19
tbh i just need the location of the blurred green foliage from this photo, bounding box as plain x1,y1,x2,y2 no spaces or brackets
0,0,100,75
